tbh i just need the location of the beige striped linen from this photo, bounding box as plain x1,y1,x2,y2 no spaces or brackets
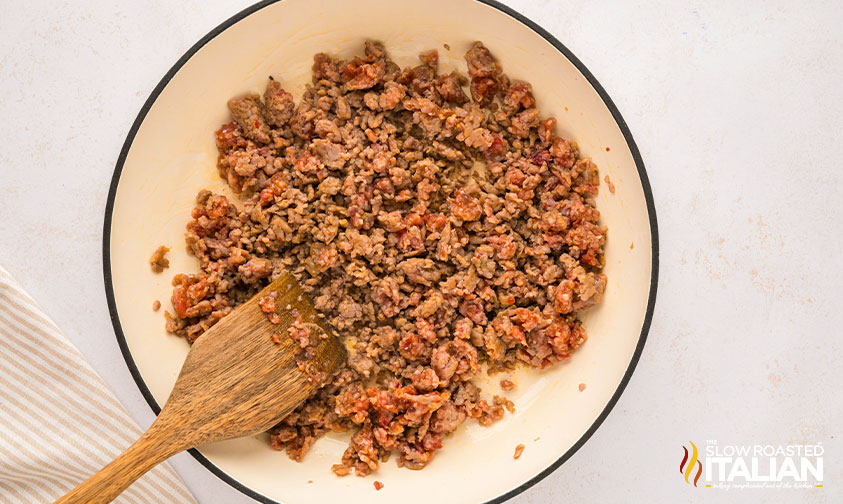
0,265,196,504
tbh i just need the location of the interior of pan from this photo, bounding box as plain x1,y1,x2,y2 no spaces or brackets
106,0,656,503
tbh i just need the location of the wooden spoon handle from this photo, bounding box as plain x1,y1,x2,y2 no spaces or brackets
54,425,180,504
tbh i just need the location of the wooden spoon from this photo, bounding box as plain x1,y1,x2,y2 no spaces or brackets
55,272,346,504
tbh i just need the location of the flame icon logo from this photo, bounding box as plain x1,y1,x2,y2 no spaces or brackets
680,441,703,487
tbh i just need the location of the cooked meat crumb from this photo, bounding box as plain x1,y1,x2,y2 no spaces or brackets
500,379,516,391
149,246,170,273
514,444,525,459
578,383,587,392
152,300,161,311
165,41,606,475
604,175,615,194
332,464,352,476
259,291,282,324
374,481,384,491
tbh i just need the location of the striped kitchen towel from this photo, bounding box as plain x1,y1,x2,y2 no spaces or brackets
0,265,196,504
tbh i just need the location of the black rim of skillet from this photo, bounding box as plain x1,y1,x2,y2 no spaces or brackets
103,0,660,502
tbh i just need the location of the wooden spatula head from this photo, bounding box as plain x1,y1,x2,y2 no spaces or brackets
158,271,346,449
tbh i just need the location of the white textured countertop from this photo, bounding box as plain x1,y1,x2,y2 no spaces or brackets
1,1,840,502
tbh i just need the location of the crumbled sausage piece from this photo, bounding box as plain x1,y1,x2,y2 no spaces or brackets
398,258,441,286
436,71,468,104
149,246,170,273
504,81,535,110
465,41,500,78
332,464,352,476
470,76,498,105
259,291,281,324
152,300,161,311
379,82,406,110
510,108,540,138
452,189,482,221
342,61,386,90
227,95,271,144
264,78,295,127
240,258,273,280
465,42,501,104
549,137,578,169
